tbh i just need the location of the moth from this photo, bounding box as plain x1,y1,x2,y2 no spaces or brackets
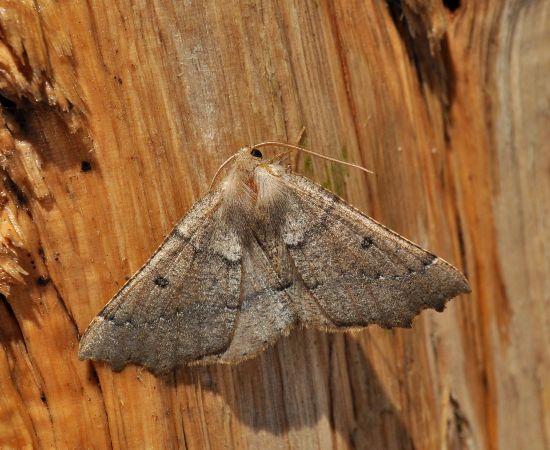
79,142,470,374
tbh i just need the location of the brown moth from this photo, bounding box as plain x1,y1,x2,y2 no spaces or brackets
79,143,470,374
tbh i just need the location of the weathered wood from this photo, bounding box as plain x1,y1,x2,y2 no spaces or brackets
0,1,547,449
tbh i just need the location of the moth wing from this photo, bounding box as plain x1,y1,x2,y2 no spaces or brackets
278,171,470,329
79,190,244,374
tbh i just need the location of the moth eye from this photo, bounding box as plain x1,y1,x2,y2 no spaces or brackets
250,148,263,158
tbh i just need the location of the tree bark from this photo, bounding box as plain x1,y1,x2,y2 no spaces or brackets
0,1,547,449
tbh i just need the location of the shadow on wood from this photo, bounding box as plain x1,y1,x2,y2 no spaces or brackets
163,329,415,449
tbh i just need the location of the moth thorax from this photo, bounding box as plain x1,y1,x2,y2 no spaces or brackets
254,165,287,224
219,169,255,225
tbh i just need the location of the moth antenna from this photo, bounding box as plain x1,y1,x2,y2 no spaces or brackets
253,141,374,175
209,152,239,190
267,128,307,166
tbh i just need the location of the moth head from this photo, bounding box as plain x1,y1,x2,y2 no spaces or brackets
237,146,263,160
231,146,266,173
209,146,280,193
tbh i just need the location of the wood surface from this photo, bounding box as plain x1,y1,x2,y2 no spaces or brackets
0,1,548,449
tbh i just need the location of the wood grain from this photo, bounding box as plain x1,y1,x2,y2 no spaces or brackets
0,1,547,449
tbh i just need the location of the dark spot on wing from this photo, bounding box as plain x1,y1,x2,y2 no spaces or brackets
361,236,374,249
423,254,437,266
275,279,293,292
172,228,187,241
154,276,170,288
285,239,306,250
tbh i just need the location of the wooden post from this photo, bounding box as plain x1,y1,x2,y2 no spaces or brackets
0,1,547,449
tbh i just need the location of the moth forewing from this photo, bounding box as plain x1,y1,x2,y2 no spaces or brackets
278,170,470,328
